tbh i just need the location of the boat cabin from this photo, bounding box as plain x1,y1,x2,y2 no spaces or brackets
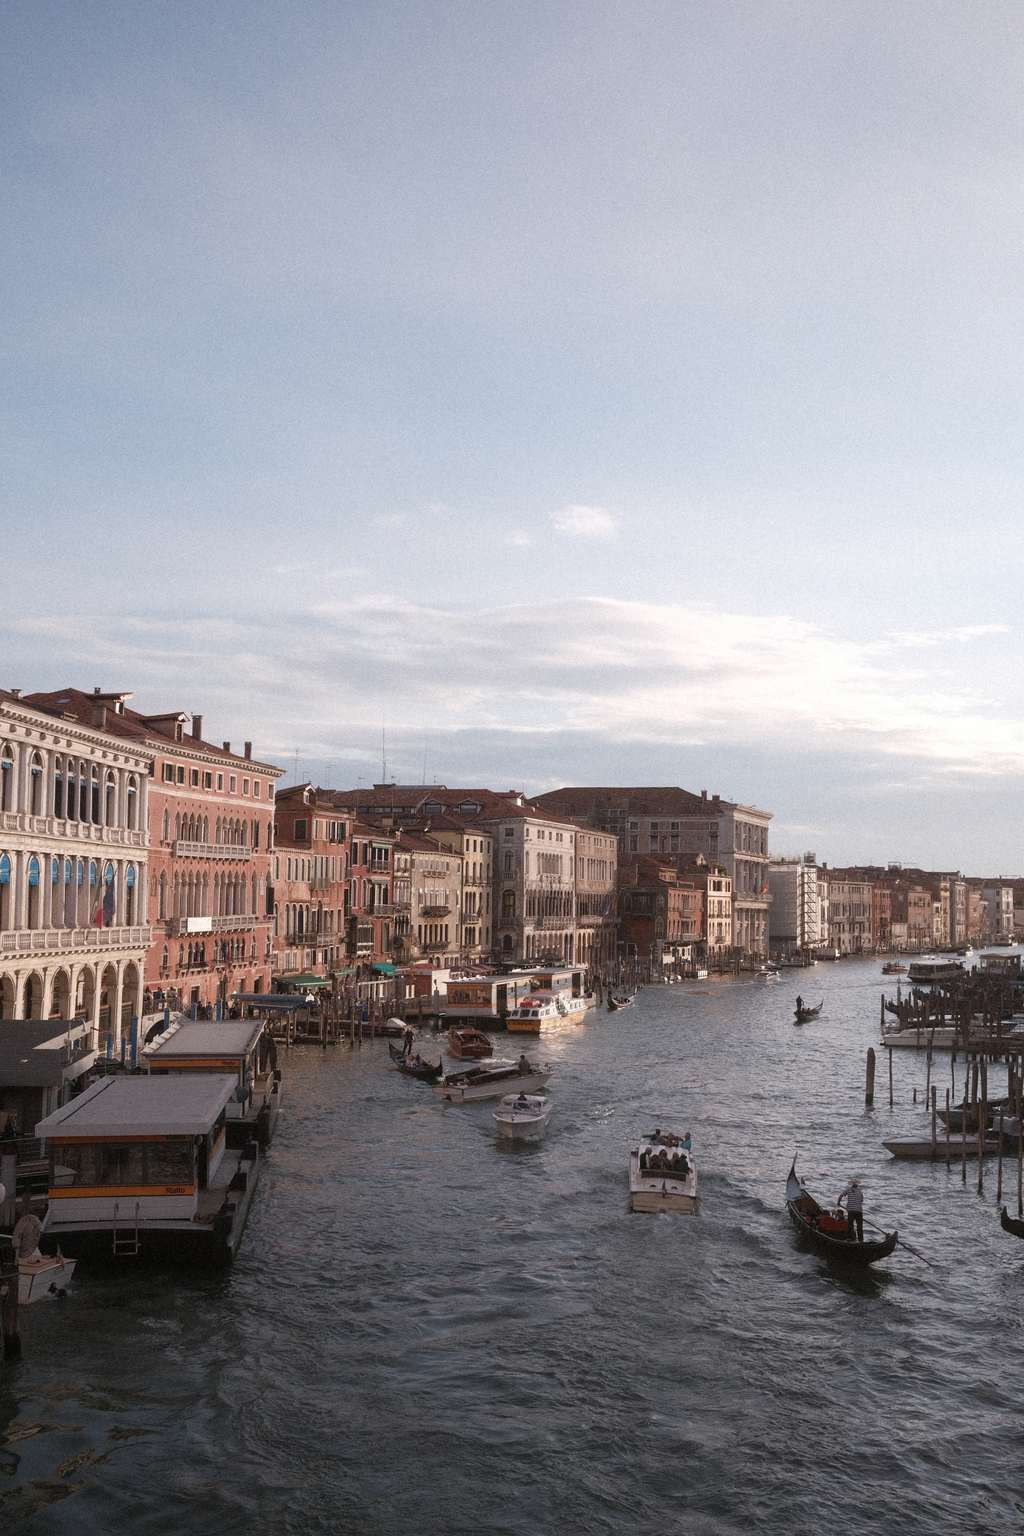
444,972,537,1023
142,1019,265,1117
979,953,1021,973
527,967,589,1001
36,1074,236,1223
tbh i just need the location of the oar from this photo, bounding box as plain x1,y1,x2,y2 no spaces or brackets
863,1216,937,1268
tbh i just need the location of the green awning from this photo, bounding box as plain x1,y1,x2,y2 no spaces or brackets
372,962,396,974
272,974,331,989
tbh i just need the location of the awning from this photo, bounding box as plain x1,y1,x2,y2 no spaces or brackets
233,992,315,1008
372,962,396,975
271,974,331,989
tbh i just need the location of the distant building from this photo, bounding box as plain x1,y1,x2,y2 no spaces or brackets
767,855,821,950
530,786,771,956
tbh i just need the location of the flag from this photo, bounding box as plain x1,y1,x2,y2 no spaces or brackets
102,877,116,927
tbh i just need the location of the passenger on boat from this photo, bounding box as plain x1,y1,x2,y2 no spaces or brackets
518,1054,532,1075
837,1179,864,1242
682,1132,692,1152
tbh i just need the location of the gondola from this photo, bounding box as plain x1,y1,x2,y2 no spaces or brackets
793,998,823,1024
1000,1206,1024,1240
397,1054,444,1082
388,1039,411,1063
786,1159,898,1266
607,994,636,1011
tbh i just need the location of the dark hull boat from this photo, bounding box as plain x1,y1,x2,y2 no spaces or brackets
793,998,823,1024
786,1160,898,1266
1000,1206,1024,1240
389,1040,444,1081
607,994,636,1011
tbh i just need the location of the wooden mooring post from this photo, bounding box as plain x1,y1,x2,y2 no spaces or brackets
889,1046,893,1107
978,1058,988,1196
945,1088,951,1168
997,1109,1004,1202
0,1235,20,1363
931,1085,937,1156
865,1047,875,1106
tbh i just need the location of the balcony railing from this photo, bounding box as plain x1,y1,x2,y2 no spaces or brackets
172,840,251,861
0,811,147,847
420,905,450,918
167,913,256,936
0,925,153,958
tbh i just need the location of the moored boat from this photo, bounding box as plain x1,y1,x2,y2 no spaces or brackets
447,1026,494,1059
505,993,575,1033
19,1252,77,1303
881,962,908,975
882,1133,1008,1159
629,1131,696,1213
906,960,965,986
492,1092,552,1140
785,1160,897,1265
434,1059,551,1102
1000,1206,1024,1239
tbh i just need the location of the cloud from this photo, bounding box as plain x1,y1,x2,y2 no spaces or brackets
504,530,534,547
6,597,1024,781
550,505,617,540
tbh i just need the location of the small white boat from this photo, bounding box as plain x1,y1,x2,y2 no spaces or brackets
754,966,781,984
492,1092,552,1140
19,1253,76,1304
629,1132,696,1213
434,1061,552,1102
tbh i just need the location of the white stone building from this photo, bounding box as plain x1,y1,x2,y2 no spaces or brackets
767,855,821,950
1,689,151,1037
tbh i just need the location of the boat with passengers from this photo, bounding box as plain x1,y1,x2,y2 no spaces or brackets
629,1130,696,1213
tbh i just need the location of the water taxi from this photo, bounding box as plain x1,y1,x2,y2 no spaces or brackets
447,1025,493,1058
492,1092,552,1140
505,993,572,1033
35,1074,260,1266
434,1060,552,1102
629,1131,696,1213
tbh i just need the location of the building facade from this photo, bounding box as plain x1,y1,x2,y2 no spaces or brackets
530,786,771,956
1,688,152,1036
767,855,821,950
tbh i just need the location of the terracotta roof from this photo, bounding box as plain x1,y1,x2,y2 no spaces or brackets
21,687,282,772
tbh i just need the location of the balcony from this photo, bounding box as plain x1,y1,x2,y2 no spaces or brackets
0,925,153,959
172,840,251,861
0,811,147,847
167,913,256,936
420,905,450,918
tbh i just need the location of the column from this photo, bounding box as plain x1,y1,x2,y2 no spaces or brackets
113,958,125,1040
90,960,102,1041
13,850,26,930
12,969,26,1018
41,964,53,1019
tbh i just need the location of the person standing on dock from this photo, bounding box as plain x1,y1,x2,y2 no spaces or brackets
837,1179,864,1242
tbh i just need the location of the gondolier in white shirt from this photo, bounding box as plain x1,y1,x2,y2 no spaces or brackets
837,1178,864,1242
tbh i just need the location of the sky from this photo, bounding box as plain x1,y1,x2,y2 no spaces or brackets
3,1,1024,873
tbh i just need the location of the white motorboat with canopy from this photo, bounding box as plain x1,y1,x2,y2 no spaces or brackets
629,1130,696,1213
492,1092,552,1140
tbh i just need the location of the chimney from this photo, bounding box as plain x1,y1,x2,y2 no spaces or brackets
94,686,101,694
223,741,231,753
244,741,252,760
10,688,20,698
701,790,707,801
92,703,107,730
192,715,203,740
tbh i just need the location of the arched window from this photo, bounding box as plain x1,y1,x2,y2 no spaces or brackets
252,819,259,850
90,765,100,824
0,744,13,812
178,945,184,968
159,870,168,919
501,890,516,923
162,945,169,972
174,812,181,841
127,775,138,829
30,752,43,815
53,757,64,818
78,762,88,822
27,855,40,928
202,816,209,843
162,808,170,842
126,864,136,925
105,770,116,826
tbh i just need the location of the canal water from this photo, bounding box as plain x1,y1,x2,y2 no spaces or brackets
3,960,1023,1534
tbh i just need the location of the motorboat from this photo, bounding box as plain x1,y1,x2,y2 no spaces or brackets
881,962,908,975
447,1026,494,1059
505,993,576,1034
19,1252,76,1304
754,966,781,984
434,1060,552,1103
629,1131,696,1213
492,1092,552,1140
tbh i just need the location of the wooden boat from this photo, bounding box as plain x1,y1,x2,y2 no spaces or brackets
882,1133,1008,1159
434,1061,552,1102
607,993,636,1011
19,1252,77,1304
881,962,908,975
1000,1206,1024,1239
447,1026,494,1059
793,998,823,1024
630,1131,696,1213
786,1160,897,1265
396,1053,444,1082
492,1092,552,1140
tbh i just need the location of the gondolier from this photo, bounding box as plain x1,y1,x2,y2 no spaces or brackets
837,1179,864,1242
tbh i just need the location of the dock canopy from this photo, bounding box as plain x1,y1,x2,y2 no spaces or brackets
144,1019,264,1065
372,962,396,975
271,975,330,989
36,1073,238,1139
232,993,315,1008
